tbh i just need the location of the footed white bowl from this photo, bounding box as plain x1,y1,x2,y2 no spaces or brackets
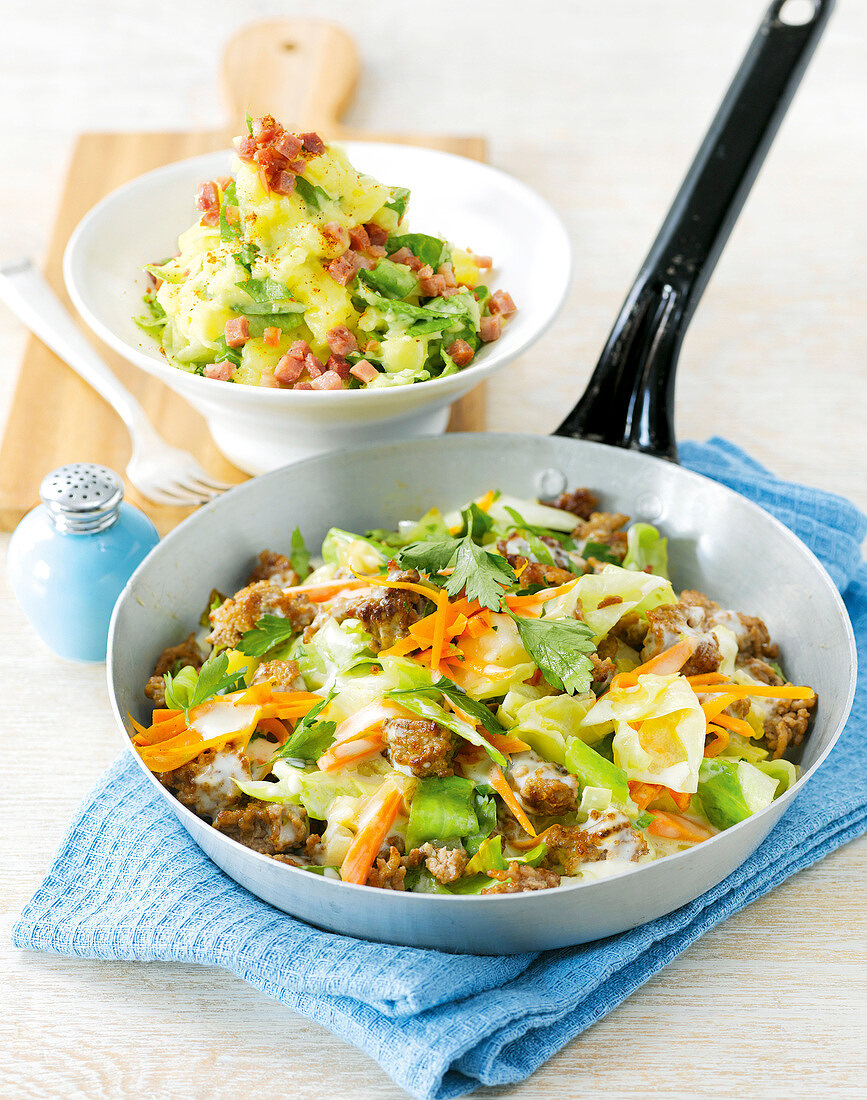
64,143,571,473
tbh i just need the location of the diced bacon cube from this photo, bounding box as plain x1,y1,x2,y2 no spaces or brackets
326,250,362,285
350,359,379,384
322,222,350,253
348,225,370,252
290,339,311,357
263,326,281,347
237,136,257,161
215,175,232,191
389,246,422,272
367,244,387,258
274,132,303,160
488,290,517,317
301,132,326,155
309,370,344,390
479,315,503,343
271,171,297,195
471,253,493,270
438,263,457,288
252,115,279,142
224,316,250,347
446,339,475,367
294,381,313,390
255,144,288,174
419,273,448,298
356,253,375,271
326,355,352,380
200,209,220,228
326,325,358,356
204,361,235,381
440,285,463,298
304,352,324,379
258,371,280,388
364,223,389,247
275,350,304,385
196,181,219,212
224,205,240,225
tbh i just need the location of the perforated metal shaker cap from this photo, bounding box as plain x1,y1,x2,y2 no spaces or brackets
39,463,124,534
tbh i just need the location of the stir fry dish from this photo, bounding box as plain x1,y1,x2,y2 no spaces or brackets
134,488,817,894
137,115,516,390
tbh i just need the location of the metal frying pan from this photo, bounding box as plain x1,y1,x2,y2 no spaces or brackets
108,0,856,953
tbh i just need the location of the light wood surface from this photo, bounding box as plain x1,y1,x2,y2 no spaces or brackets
1,1,865,1097
0,18,486,535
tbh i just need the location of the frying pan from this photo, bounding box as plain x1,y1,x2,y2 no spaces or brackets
109,0,856,953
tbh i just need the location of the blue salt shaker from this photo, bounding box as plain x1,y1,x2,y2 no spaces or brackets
7,463,159,662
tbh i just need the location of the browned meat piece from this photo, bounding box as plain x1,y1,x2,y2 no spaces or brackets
270,854,302,867
610,611,648,650
590,654,616,691
596,634,620,662
571,512,630,560
366,846,407,890
544,812,648,873
145,632,204,706
160,748,249,819
482,863,561,894
331,569,429,652
680,590,779,662
508,555,575,588
212,801,308,855
510,756,579,816
246,550,300,587
383,717,456,777
763,695,817,758
208,581,316,649
552,488,599,521
739,658,784,686
642,603,722,676
408,843,469,885
251,659,303,691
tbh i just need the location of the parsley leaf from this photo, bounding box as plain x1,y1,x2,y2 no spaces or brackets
431,675,503,737
219,181,243,242
582,540,621,566
290,527,311,579
507,612,596,695
446,537,516,610
164,651,245,721
237,614,298,658
271,693,336,763
384,186,410,218
245,111,253,136
395,506,516,611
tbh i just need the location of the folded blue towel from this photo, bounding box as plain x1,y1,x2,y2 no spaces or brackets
13,438,867,1099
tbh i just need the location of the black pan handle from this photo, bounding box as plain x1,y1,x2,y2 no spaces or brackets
554,0,834,461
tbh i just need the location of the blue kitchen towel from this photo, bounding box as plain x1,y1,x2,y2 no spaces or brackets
13,439,867,1099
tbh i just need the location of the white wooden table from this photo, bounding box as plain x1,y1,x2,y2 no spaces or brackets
1,1,864,1096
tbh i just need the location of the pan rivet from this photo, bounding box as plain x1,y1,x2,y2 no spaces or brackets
636,492,664,521
536,467,567,498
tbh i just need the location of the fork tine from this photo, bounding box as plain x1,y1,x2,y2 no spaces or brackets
138,483,210,507
185,474,235,494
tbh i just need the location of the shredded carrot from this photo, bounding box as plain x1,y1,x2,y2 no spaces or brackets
152,708,183,723
686,672,729,686
317,734,385,772
712,712,757,739
428,587,451,675
618,638,699,687
283,578,373,603
647,811,715,843
700,694,739,722
486,733,531,754
669,789,692,812
704,725,731,757
134,712,188,746
477,489,497,513
340,786,404,885
379,636,421,657
691,683,816,699
128,713,150,738
237,681,273,706
504,576,580,612
628,781,664,810
489,765,536,837
256,717,290,742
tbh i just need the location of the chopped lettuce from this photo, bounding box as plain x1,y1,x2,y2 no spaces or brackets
698,757,780,830
233,759,305,804
405,777,479,851
499,692,598,765
320,528,388,573
564,738,630,804
622,523,669,579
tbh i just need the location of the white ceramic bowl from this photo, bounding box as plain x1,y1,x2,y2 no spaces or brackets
64,144,571,474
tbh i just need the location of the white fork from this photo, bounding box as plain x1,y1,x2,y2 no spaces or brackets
0,259,233,506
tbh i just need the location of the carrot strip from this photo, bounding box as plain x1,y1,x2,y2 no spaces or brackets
317,734,385,772
504,576,580,611
712,712,757,739
686,673,729,686
134,712,189,745
152,709,183,723
282,578,373,603
700,694,739,722
633,637,699,678
647,811,715,843
129,714,150,738
238,682,273,706
669,789,692,812
486,733,532,754
628,781,664,810
380,636,421,658
340,787,404,885
489,765,536,837
704,725,731,757
256,717,290,742
429,588,451,675
693,683,815,699
477,489,496,513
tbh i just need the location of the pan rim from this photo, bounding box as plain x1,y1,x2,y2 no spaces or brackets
107,433,858,904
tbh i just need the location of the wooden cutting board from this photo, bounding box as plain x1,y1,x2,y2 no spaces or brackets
0,18,486,536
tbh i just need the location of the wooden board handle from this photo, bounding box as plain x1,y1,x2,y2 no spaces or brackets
221,18,359,135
